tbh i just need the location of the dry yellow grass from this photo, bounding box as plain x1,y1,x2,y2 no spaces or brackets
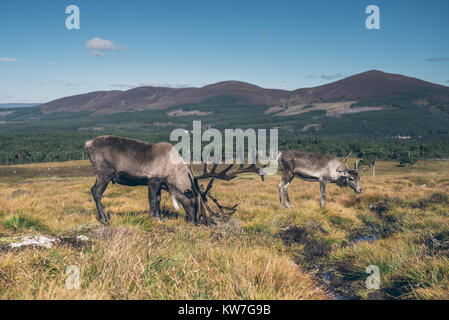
1,160,449,299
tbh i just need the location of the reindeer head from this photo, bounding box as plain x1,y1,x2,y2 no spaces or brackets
189,163,265,225
169,173,198,222
336,155,363,194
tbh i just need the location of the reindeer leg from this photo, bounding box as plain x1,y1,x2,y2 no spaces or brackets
281,175,293,208
278,180,284,206
320,181,327,208
284,181,292,208
91,175,111,225
148,181,162,222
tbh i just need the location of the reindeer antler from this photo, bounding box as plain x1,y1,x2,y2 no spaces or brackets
343,152,352,169
189,163,265,225
194,163,265,181
189,177,237,225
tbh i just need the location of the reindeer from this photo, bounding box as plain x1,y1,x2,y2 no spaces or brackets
277,151,362,208
85,135,263,225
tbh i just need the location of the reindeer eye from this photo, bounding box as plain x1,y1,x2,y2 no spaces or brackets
184,190,194,198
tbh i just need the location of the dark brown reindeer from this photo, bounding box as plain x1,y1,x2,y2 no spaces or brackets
85,135,263,225
278,151,363,208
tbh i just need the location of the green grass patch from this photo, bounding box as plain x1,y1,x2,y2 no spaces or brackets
411,192,449,209
409,177,430,186
1,214,49,233
118,214,155,231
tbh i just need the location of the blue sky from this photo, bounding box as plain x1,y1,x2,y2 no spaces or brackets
0,0,448,103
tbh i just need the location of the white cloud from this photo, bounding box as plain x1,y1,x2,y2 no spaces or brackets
146,82,191,88
320,73,342,80
54,80,89,87
90,50,106,57
86,37,126,56
109,82,192,89
426,57,449,62
109,83,139,88
307,73,343,80
0,57,20,62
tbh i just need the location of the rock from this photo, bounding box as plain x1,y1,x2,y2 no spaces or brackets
9,235,59,249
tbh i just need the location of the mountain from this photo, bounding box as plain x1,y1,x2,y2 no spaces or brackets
39,81,291,115
285,70,449,105
36,70,449,115
0,103,39,108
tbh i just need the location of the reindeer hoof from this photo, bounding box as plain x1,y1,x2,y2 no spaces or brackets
97,217,110,226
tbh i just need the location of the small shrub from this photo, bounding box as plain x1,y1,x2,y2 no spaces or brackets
329,215,355,229
411,192,449,209
370,200,392,215
399,156,418,166
424,230,449,253
409,177,430,186
369,197,404,216
1,214,49,233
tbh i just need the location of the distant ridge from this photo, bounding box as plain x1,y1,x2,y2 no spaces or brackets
37,70,449,115
287,70,449,104
0,103,39,108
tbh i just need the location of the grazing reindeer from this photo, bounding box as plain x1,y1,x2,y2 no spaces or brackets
85,135,264,225
278,151,362,208
85,135,198,225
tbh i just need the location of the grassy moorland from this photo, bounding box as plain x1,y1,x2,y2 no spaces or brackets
0,160,448,299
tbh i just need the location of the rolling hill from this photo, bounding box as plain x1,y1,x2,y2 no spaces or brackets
38,81,291,115
35,70,449,115
287,70,449,104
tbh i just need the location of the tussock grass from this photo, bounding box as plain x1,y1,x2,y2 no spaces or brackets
1,215,49,233
0,160,448,299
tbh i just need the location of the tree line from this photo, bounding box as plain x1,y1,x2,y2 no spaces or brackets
1,132,449,166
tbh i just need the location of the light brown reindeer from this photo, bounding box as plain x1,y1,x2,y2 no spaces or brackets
277,151,363,208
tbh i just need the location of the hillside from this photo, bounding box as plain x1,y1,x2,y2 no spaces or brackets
286,70,449,105
35,70,449,115
38,81,291,115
